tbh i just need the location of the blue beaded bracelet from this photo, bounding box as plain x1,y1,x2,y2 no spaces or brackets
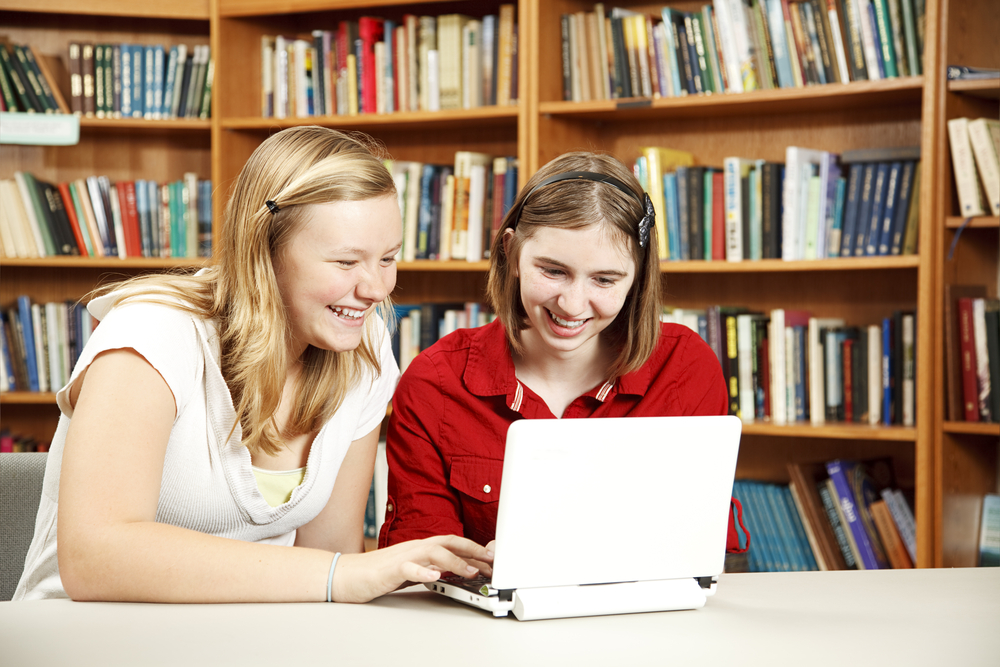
326,552,342,603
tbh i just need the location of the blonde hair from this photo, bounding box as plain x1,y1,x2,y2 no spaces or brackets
486,151,662,380
91,127,397,456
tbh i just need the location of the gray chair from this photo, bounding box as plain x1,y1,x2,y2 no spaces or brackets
0,452,47,601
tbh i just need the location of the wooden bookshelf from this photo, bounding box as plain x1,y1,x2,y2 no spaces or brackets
3,0,997,570
931,0,1000,568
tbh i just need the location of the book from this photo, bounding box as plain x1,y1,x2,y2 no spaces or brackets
862,161,890,256
979,493,1000,567
947,117,986,217
787,461,849,569
880,487,917,563
945,286,987,421
869,498,913,568
971,298,994,421
808,317,845,425
818,477,861,568
723,157,753,261
641,146,694,260
826,458,891,569
967,118,1000,216
984,299,1000,421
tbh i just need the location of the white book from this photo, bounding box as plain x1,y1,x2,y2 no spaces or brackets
0,179,36,258
769,309,787,425
808,317,845,426
972,298,992,421
427,49,440,111
867,324,882,425
723,157,753,262
595,3,612,99
44,302,62,392
439,174,456,261
902,312,915,427
854,0,882,80
374,41,387,114
782,147,827,260
108,183,127,259
722,0,756,90
462,20,482,109
948,117,986,217
293,39,310,117
395,26,408,113
13,172,47,256
401,161,423,262
31,303,48,393
274,36,288,119
827,5,851,83
57,303,70,391
967,118,1000,216
712,0,744,93
466,164,487,262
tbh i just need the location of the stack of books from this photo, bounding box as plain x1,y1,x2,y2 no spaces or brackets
662,305,917,426
0,172,212,260
947,117,1000,218
261,5,518,118
387,154,518,263
560,0,926,102
392,302,495,373
635,144,921,262
0,295,96,395
0,41,71,113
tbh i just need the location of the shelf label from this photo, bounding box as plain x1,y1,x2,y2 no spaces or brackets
0,112,80,146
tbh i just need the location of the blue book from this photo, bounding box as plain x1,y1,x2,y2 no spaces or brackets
839,164,864,257
820,157,841,259
120,44,133,118
143,45,155,118
826,459,891,570
162,46,179,120
198,179,213,257
800,1,827,84
502,158,518,217
16,296,39,392
135,179,150,257
888,160,916,255
792,325,808,421
852,162,878,256
663,172,682,261
734,481,773,572
828,176,847,257
415,164,437,259
882,316,893,424
867,3,886,78
782,485,819,570
751,481,791,571
763,483,802,571
875,161,903,255
979,493,1000,567
660,8,685,97
863,162,890,255
152,45,165,117
765,0,795,88
383,21,395,113
131,44,143,117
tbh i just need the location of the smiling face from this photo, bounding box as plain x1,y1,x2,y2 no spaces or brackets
274,195,402,358
513,223,636,362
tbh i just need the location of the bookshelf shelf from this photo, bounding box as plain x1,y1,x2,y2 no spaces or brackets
1,0,209,20
0,392,58,405
742,423,918,442
943,422,1000,436
947,78,1000,99
945,217,1000,229
221,106,519,131
657,257,920,273
0,258,209,269
79,118,212,131
538,77,925,121
397,261,490,273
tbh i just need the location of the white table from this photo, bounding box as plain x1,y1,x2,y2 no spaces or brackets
1,568,997,666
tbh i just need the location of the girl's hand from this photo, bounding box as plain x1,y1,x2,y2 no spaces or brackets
331,535,494,603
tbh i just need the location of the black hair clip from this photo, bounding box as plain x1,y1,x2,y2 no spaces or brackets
266,200,280,214
637,193,654,249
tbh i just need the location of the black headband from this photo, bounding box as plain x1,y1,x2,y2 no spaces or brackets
506,170,654,249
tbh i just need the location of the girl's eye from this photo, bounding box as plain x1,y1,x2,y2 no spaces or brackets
337,260,357,267
541,267,564,277
381,256,397,265
596,277,616,286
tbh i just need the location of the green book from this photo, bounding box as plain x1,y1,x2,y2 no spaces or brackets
872,0,899,77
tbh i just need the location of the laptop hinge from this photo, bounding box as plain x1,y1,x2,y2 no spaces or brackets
498,589,514,602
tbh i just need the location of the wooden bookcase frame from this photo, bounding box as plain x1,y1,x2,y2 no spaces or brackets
1,0,997,568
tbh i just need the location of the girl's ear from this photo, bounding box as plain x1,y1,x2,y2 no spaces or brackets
502,229,517,276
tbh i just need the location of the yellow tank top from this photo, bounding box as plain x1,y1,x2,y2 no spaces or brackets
252,466,306,507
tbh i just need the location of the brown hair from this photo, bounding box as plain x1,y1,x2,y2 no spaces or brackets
485,151,662,379
92,126,397,456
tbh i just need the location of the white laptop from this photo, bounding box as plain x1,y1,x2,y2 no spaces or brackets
425,415,742,620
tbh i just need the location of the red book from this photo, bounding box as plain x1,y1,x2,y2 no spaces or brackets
358,16,384,114
56,182,89,256
122,181,142,258
843,337,854,422
711,170,725,260
958,297,980,421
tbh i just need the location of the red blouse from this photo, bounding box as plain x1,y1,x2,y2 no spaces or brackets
379,319,746,552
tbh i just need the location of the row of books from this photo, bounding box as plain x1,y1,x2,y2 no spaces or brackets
0,172,212,260
946,292,1000,423
561,0,925,103
947,116,1000,218
759,458,918,572
392,302,495,373
0,296,96,394
262,6,518,118
68,42,212,120
636,144,920,262
663,305,916,426
0,42,70,114
0,430,50,453
981,494,1000,567
388,154,519,264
